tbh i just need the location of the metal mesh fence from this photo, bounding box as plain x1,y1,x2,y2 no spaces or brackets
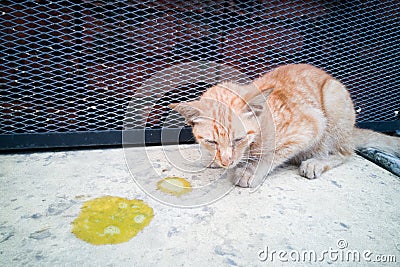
1,0,399,149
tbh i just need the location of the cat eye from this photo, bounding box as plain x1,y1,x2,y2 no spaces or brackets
204,139,217,145
233,137,246,143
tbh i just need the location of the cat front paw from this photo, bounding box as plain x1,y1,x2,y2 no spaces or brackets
235,173,252,188
232,167,258,188
227,167,250,187
300,158,326,179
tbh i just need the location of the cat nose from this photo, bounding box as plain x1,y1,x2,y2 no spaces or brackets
220,156,232,167
218,149,233,167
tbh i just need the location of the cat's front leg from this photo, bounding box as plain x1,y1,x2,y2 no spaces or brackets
231,159,272,188
231,163,256,188
225,163,247,187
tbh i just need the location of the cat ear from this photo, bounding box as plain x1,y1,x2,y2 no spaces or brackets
243,89,273,117
169,101,203,126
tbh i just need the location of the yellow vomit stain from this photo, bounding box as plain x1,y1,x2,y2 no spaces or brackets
71,196,154,245
157,177,192,196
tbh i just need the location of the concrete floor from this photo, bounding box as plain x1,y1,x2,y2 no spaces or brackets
0,144,399,266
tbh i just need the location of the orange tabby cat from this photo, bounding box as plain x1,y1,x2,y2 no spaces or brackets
170,64,399,187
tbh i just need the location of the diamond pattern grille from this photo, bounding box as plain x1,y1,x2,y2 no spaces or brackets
1,1,399,146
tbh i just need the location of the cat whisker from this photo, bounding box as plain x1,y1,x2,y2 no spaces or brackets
240,157,259,162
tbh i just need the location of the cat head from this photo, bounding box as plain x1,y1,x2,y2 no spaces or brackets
169,83,271,168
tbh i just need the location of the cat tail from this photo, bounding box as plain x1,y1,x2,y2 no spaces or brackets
353,128,400,156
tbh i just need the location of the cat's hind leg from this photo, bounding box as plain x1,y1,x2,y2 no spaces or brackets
299,79,356,179
299,154,350,179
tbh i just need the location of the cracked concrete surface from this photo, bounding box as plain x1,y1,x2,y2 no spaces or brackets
0,145,399,266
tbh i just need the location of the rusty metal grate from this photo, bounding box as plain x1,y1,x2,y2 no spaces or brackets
1,0,399,149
